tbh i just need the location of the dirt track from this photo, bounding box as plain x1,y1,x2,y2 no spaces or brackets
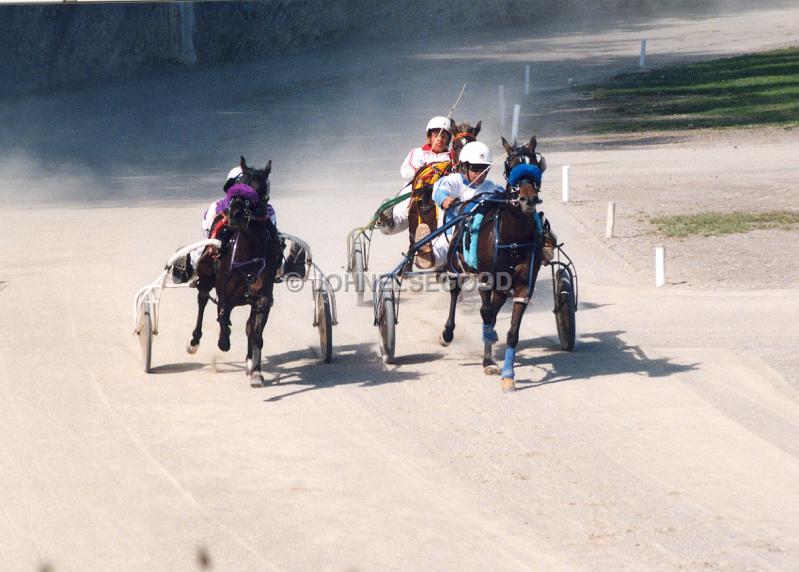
2,3,799,571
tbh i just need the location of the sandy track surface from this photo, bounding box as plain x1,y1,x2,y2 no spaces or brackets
2,3,799,570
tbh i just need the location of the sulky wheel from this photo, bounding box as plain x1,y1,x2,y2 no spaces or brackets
378,296,396,364
137,300,154,373
316,289,333,363
352,243,366,304
554,268,576,351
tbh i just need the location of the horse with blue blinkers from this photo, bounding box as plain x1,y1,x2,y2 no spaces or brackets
441,136,548,392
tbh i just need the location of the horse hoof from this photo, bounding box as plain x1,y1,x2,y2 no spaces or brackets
186,340,199,355
249,373,265,388
218,339,230,352
439,330,453,346
501,378,516,393
484,364,499,376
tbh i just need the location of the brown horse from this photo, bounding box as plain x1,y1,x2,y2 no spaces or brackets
188,157,282,386
441,136,546,392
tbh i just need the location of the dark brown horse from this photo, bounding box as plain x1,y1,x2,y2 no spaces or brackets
441,136,546,392
188,157,282,386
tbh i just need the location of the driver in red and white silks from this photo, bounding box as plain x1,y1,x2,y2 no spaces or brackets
379,116,453,235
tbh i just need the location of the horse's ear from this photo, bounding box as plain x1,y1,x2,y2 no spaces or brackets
528,136,537,153
501,136,513,155
240,156,247,170
264,160,272,177
473,120,482,137
451,122,462,136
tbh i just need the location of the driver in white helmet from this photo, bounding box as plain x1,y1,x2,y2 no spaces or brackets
415,141,503,269
172,165,279,283
379,116,453,235
400,116,453,181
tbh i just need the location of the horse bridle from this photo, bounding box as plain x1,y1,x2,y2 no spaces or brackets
235,168,271,202
452,132,477,157
229,196,262,226
505,181,542,213
503,147,546,179
453,131,476,145
504,150,543,211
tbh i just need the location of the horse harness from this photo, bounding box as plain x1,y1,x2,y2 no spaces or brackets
450,195,542,302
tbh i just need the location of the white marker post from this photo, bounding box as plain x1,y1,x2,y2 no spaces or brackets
499,85,506,127
655,246,666,287
511,104,521,141
524,65,530,96
606,201,616,238
639,39,648,68
562,165,571,202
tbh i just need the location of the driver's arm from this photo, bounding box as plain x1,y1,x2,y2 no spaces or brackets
433,177,459,210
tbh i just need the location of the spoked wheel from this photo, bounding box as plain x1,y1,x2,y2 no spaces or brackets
316,289,333,363
137,299,154,372
378,296,396,364
554,268,576,351
352,243,366,304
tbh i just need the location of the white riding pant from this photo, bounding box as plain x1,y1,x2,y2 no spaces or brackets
430,205,450,269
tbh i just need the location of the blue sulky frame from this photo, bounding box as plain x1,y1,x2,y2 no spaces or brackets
372,196,578,363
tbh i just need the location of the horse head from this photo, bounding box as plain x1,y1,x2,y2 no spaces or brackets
502,136,545,215
502,136,546,178
451,120,482,163
237,156,272,202
227,185,261,231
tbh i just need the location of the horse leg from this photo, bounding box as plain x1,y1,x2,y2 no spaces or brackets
500,300,528,393
247,298,272,387
187,290,210,354
481,289,506,375
245,309,255,375
217,302,232,352
440,280,461,346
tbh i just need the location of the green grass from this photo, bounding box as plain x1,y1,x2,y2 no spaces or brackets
651,211,799,237
584,48,799,132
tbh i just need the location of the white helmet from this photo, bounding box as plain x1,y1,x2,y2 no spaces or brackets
459,141,492,165
426,116,452,134
227,166,242,180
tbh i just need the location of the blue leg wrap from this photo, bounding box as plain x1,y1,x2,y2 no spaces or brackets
534,211,544,233
465,213,484,269
501,347,517,379
482,323,499,345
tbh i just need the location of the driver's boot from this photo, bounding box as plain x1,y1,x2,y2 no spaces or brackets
171,252,194,284
542,226,557,264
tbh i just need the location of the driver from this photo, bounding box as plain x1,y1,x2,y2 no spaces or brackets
200,166,277,238
415,141,503,269
379,116,453,235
